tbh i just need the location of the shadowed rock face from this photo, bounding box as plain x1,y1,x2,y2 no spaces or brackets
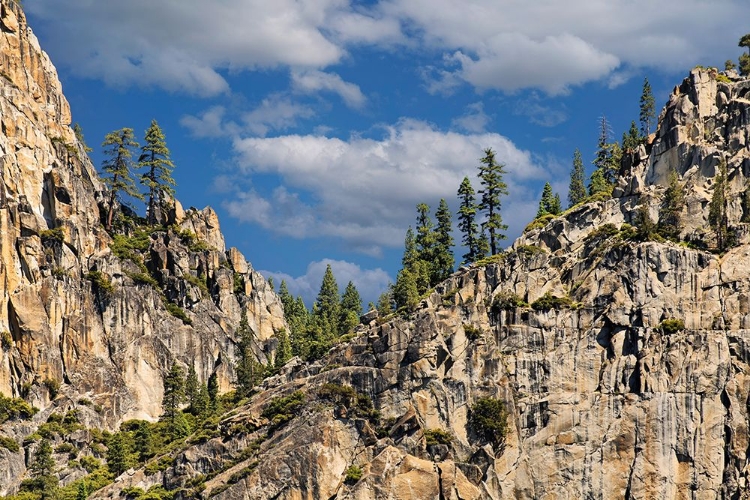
0,3,286,492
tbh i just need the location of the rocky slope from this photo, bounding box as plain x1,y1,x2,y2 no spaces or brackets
0,1,287,493
88,73,750,499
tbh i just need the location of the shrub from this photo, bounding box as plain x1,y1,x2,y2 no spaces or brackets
463,323,482,340
79,455,101,473
85,271,115,297
0,435,19,452
492,292,528,311
344,465,363,485
318,384,358,408
531,292,573,311
468,397,508,449
660,318,685,334
233,273,245,295
473,254,505,267
43,378,61,399
424,428,452,446
39,227,64,244
261,391,305,428
585,223,619,242
111,231,152,262
185,274,209,298
523,213,555,233
516,245,545,257
164,302,192,325
1,330,12,350
126,270,160,288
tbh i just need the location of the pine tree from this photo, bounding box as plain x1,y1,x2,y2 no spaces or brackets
162,363,185,425
708,160,729,250
194,383,210,417
622,121,641,152
657,169,685,241
726,59,737,71
73,123,92,153
537,183,555,217
185,364,199,413
457,177,481,264
133,421,154,462
30,439,55,478
106,433,129,477
139,120,176,225
102,128,142,231
235,310,262,397
76,480,88,500
568,149,586,207
478,148,508,255
339,281,362,336
313,264,340,339
739,34,750,75
393,268,419,310
377,289,393,315
592,116,621,187
207,373,219,410
433,198,455,282
639,78,656,136
415,203,435,261
273,329,292,368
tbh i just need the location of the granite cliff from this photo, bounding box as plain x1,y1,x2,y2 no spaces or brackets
3,0,750,499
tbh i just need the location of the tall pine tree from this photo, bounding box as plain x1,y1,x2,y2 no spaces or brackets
235,310,262,397
139,120,176,225
313,264,340,340
478,148,508,255
457,177,482,264
639,78,656,137
568,149,586,207
536,182,561,217
657,169,685,241
708,160,729,250
101,128,142,231
432,198,455,282
339,281,362,335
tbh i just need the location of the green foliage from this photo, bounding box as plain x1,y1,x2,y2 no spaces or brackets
184,273,209,298
273,329,292,369
585,223,620,242
111,229,152,262
171,226,211,252
478,148,509,255
660,318,685,334
85,271,115,298
344,465,363,485
516,245,545,257
318,383,358,408
144,456,174,476
639,77,656,136
491,292,528,311
235,311,265,397
462,323,483,340
125,270,159,288
393,267,420,311
424,428,452,446
468,397,508,449
632,204,663,242
1,330,13,350
708,160,729,251
568,148,587,208
457,176,483,264
622,120,642,152
0,435,20,452
106,433,131,477
261,391,305,429
473,253,505,267
531,292,573,311
40,227,65,245
537,182,561,217
339,281,362,336
657,169,685,241
432,198,455,282
139,120,176,225
30,439,56,479
162,363,187,440
716,73,731,84
43,378,61,399
101,128,142,231
164,302,191,325
740,53,750,77
233,273,245,295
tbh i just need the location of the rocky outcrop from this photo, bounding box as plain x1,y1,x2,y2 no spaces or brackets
0,2,287,492
92,69,750,500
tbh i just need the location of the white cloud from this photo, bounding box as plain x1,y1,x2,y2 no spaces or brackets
452,102,491,133
291,70,367,109
242,94,316,137
220,119,549,255
261,259,393,307
180,106,234,138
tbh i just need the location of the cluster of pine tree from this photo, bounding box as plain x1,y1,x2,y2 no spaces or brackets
275,265,363,361
79,120,177,230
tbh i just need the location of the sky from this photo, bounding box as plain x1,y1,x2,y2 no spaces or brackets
23,0,750,307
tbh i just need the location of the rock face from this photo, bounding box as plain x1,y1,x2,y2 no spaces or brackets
93,71,750,499
0,2,287,491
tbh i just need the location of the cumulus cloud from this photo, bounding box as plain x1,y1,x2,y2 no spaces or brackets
27,0,750,96
219,119,548,255
452,102,491,133
291,70,367,109
260,259,393,307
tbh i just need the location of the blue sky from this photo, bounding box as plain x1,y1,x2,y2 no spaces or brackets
24,0,750,306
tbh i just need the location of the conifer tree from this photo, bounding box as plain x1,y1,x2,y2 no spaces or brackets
102,128,142,231
709,160,729,250
106,433,129,477
433,198,455,282
207,373,219,410
133,421,154,462
139,120,175,225
415,203,435,261
273,329,292,368
393,268,419,310
622,121,641,152
657,169,685,241
568,149,586,207
76,481,88,500
739,34,750,76
537,183,555,217
30,439,55,479
457,177,481,264
185,364,199,413
639,78,656,136
194,383,210,417
377,289,393,315
726,59,737,71
235,310,262,397
339,281,362,335
402,227,419,270
162,363,185,431
313,264,340,338
478,148,508,255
